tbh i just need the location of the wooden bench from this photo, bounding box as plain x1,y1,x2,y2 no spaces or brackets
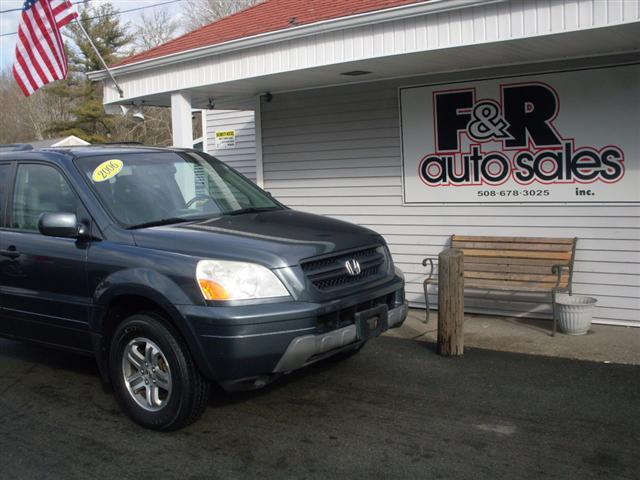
422,235,577,335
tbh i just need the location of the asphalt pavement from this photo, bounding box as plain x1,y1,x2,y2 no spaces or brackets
0,335,638,480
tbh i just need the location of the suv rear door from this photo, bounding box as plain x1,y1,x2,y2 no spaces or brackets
0,161,92,352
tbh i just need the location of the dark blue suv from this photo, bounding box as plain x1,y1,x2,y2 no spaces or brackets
0,145,407,430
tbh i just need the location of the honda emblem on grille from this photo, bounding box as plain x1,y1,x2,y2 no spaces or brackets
344,259,362,276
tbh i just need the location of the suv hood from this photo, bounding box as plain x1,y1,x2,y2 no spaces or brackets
131,209,383,269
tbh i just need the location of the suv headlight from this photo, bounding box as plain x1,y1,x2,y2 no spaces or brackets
196,260,290,301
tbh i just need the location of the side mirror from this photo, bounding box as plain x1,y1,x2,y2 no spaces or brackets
38,213,88,238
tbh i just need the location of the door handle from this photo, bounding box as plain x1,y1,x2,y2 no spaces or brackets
0,247,20,259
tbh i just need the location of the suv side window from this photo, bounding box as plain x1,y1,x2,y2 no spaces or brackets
12,163,78,231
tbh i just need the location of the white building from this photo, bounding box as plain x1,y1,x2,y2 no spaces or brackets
28,136,91,148
89,0,640,327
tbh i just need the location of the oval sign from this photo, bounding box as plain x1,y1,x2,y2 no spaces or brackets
92,159,123,182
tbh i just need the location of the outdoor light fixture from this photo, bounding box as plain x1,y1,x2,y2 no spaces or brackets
263,92,273,102
207,98,215,109
340,70,372,76
119,101,144,121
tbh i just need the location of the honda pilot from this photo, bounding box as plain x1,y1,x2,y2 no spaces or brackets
0,145,407,430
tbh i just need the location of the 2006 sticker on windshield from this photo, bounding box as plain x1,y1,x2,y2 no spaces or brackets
92,159,123,182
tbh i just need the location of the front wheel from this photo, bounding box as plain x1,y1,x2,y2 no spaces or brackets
109,313,210,430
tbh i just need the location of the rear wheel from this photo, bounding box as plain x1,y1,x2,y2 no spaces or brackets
109,313,210,430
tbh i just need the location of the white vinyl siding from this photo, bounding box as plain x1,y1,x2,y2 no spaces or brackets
260,63,640,327
206,110,257,182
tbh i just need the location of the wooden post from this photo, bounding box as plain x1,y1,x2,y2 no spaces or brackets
437,248,464,356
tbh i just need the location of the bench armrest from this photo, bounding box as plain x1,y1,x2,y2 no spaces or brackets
422,257,435,282
551,264,569,292
420,257,437,324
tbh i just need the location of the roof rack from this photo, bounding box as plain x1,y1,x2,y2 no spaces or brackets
0,144,33,152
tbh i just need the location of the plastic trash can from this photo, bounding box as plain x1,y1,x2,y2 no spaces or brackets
555,294,598,335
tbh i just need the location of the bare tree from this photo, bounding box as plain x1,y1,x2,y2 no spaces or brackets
182,0,261,31
109,107,174,146
133,8,180,51
0,68,75,144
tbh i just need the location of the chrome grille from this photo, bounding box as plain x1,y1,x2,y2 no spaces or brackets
301,245,387,291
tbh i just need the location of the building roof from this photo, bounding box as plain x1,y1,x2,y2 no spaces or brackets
28,136,90,148
115,0,427,67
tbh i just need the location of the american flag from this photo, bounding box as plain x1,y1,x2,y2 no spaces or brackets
13,0,78,97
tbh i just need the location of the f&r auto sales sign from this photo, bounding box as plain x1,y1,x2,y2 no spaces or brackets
400,64,639,204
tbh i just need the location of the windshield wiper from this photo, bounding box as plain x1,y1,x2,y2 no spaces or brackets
225,207,281,216
127,217,193,230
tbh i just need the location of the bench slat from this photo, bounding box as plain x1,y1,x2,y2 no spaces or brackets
452,241,573,252
464,270,569,284
464,279,564,292
463,256,568,267
460,249,572,261
464,255,569,268
465,262,560,275
453,235,575,245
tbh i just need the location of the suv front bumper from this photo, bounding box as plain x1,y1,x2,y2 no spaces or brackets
177,277,406,382
273,301,407,373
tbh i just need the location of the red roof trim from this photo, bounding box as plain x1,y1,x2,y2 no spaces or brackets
115,0,427,67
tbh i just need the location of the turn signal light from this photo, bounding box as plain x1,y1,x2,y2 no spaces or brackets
198,279,231,301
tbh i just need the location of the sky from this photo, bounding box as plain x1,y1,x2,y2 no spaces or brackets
0,0,185,69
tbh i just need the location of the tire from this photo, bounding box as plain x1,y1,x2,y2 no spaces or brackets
109,313,210,431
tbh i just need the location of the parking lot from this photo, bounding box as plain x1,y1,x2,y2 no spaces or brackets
1,335,638,480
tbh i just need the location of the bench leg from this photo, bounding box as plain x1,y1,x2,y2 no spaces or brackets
423,280,430,324
552,290,557,337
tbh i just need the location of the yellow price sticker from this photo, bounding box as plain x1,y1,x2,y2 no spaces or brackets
92,159,123,182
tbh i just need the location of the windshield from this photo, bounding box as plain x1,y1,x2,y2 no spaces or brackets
77,150,281,228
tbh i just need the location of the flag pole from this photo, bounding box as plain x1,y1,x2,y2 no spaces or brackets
74,17,124,98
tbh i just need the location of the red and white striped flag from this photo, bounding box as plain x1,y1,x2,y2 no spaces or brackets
13,0,78,97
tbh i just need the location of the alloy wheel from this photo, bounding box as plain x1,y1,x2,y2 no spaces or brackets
121,337,173,412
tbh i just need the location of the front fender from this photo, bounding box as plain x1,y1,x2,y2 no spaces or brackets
90,268,216,380
93,267,195,312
